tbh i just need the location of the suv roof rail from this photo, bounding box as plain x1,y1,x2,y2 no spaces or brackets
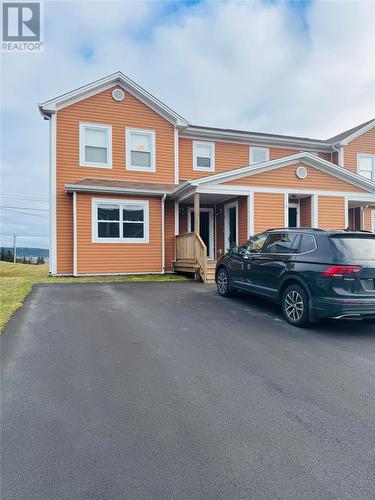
343,227,372,234
266,227,325,232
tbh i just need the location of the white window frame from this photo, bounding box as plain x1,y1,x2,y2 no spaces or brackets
126,128,156,172
193,141,215,172
224,200,239,253
357,153,375,181
79,123,112,168
249,146,269,165
92,198,149,244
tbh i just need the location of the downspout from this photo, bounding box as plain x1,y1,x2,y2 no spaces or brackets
161,194,166,274
332,143,343,167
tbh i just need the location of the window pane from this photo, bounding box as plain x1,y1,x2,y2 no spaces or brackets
298,235,316,253
98,222,119,238
123,207,144,222
359,157,373,171
123,223,144,238
240,233,268,254
85,128,107,147
197,156,211,169
196,144,211,158
263,233,298,253
85,146,107,163
252,148,268,164
97,205,119,221
130,132,151,152
131,150,151,168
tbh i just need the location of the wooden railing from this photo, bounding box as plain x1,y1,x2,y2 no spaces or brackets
175,232,208,282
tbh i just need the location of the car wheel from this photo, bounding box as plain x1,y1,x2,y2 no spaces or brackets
282,284,310,327
216,268,232,297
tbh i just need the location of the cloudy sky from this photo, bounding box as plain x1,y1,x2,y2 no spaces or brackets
1,0,374,248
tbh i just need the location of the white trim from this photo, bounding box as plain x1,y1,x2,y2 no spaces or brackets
372,210,375,233
73,192,77,276
248,192,254,237
39,71,189,127
92,198,149,244
191,152,375,192
339,120,375,145
161,194,166,273
312,194,319,227
174,201,179,235
193,141,215,172
174,127,179,184
357,153,375,182
338,146,344,167
79,122,112,168
49,113,57,275
65,184,169,196
187,207,214,259
125,128,156,172
288,200,300,228
360,207,365,231
224,201,239,253
249,146,269,165
284,193,289,228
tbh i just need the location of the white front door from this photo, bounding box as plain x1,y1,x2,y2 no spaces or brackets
224,201,238,252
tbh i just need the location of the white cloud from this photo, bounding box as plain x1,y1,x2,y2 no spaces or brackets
1,0,374,247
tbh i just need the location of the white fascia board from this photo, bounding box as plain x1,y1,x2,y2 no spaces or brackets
338,120,375,145
182,127,331,151
193,152,375,193
65,184,169,196
39,71,189,126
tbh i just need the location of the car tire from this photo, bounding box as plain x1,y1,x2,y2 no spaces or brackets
216,268,232,297
282,284,310,327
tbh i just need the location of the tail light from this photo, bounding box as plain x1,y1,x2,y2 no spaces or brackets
322,265,363,277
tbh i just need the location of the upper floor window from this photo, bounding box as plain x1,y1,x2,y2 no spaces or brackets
93,199,149,243
193,141,215,171
250,146,269,165
358,154,375,181
126,128,156,172
80,123,112,168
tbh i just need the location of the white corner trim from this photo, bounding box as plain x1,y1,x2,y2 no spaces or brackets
79,122,112,168
49,113,57,275
174,127,179,184
248,192,254,237
125,128,156,172
161,194,166,273
284,193,289,228
344,197,349,229
372,210,375,233
193,140,215,172
338,146,344,167
73,191,77,276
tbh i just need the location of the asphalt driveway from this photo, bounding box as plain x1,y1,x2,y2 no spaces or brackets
2,281,375,500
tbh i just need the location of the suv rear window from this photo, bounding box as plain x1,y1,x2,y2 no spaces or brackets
330,235,375,260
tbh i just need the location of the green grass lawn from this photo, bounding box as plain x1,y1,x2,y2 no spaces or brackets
0,262,187,331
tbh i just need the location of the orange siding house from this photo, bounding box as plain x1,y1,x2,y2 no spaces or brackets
39,72,375,278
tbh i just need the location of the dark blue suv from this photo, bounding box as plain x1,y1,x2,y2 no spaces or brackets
215,229,375,327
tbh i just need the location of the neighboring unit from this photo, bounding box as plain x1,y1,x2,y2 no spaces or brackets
39,72,375,281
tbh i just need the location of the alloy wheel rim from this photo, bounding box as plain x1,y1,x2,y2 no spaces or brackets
217,272,227,294
285,290,304,321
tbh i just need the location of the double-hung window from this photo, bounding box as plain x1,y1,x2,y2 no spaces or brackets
249,146,269,165
193,141,215,171
126,128,156,172
358,154,375,181
93,199,149,243
80,123,112,168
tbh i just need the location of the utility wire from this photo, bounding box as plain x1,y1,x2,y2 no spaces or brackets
1,207,48,219
0,205,49,212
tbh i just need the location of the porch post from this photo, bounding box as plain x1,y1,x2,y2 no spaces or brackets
194,192,200,237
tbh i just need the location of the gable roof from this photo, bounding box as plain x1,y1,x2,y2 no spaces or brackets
39,71,189,127
328,118,375,145
189,152,375,193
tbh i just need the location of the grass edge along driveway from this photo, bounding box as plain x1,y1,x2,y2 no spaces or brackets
0,262,187,331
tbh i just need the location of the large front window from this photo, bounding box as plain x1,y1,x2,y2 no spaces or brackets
93,199,149,243
126,129,156,172
358,154,375,181
193,141,215,171
80,123,112,168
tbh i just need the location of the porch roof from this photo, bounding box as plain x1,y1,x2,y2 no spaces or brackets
65,177,184,196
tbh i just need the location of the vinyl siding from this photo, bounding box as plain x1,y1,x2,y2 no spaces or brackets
254,193,285,234
164,200,175,271
76,193,162,274
300,197,312,227
55,86,175,274
224,163,366,192
363,207,375,232
318,196,345,230
343,128,375,174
